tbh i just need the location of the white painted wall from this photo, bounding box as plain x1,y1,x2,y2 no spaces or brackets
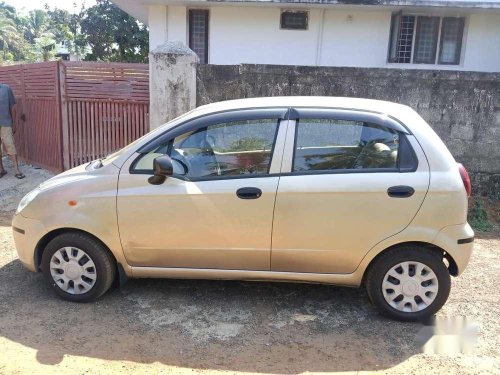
463,13,500,72
148,5,167,51
148,5,500,72
319,10,391,67
167,6,188,45
209,7,322,66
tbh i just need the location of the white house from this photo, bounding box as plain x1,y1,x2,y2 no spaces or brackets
111,0,500,72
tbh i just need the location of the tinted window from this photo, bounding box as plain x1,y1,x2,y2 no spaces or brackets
133,119,278,178
293,119,399,172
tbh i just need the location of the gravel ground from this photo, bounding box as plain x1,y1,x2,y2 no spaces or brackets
0,157,498,374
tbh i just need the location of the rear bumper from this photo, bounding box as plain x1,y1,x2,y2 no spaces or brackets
11,214,47,272
433,222,474,276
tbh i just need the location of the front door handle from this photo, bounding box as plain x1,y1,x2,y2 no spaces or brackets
236,187,262,199
387,185,415,198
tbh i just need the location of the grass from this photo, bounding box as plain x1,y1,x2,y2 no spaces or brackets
468,201,493,232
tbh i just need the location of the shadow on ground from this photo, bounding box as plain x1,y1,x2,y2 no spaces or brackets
0,258,423,373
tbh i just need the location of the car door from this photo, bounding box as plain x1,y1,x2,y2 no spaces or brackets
117,109,288,271
271,108,429,274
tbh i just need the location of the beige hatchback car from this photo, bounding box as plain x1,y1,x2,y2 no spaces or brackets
13,97,474,321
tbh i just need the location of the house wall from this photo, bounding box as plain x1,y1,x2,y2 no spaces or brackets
148,5,500,72
209,7,323,66
318,10,391,67
463,13,500,72
197,64,500,195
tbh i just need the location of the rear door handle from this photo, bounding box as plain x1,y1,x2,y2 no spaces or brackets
387,185,415,198
236,187,262,199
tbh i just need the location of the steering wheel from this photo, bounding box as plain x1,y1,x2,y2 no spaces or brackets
171,156,189,175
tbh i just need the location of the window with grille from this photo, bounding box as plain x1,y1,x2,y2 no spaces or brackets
189,10,209,64
280,10,308,30
388,13,465,65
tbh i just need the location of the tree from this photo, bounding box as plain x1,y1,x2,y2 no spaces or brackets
46,6,87,60
0,2,27,61
0,0,149,63
80,0,148,62
0,11,17,60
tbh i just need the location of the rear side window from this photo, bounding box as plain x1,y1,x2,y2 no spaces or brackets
293,119,402,172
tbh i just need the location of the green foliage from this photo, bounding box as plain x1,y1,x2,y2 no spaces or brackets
81,0,148,62
0,0,148,63
468,201,493,232
227,137,270,152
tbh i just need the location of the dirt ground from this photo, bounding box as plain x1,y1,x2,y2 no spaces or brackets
0,158,498,374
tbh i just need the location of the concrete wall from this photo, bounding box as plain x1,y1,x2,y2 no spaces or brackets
148,5,500,72
197,64,500,195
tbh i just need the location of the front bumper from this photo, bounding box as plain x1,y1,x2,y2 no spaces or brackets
11,214,47,272
433,222,474,276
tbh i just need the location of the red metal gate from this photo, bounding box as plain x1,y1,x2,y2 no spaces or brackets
60,62,149,169
0,62,63,172
0,61,149,172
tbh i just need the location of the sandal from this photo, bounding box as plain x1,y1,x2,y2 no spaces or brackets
0,171,6,178
15,173,25,179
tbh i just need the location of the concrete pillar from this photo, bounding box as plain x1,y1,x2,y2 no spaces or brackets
149,41,198,129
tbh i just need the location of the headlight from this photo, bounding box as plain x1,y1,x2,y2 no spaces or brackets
16,189,40,214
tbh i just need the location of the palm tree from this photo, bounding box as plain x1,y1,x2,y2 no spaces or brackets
0,12,18,60
25,9,50,42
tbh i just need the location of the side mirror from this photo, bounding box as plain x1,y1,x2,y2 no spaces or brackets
148,155,173,185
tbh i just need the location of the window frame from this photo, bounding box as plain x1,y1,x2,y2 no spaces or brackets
280,10,309,30
129,108,288,181
286,108,418,176
188,9,209,64
387,13,466,66
412,16,440,64
438,17,465,65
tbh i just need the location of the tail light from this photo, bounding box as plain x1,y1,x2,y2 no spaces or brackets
458,163,471,197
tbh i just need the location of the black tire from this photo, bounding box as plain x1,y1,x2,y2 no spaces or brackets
41,232,116,302
365,245,451,322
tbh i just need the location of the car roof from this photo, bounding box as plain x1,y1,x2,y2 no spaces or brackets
193,96,411,118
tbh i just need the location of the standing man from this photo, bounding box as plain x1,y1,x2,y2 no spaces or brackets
0,83,24,179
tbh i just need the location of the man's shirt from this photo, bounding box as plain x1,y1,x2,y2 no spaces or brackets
0,84,16,127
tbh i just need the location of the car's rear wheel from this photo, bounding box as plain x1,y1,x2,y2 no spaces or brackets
366,246,451,321
41,232,116,302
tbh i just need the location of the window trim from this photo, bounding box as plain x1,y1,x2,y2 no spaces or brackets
280,10,309,30
130,110,287,181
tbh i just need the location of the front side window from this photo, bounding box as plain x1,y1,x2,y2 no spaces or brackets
388,13,465,65
293,119,399,172
133,119,278,179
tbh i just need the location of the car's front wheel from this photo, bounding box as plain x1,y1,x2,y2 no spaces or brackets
366,246,451,321
41,232,116,302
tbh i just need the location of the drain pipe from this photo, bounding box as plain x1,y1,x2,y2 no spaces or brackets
315,9,325,66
